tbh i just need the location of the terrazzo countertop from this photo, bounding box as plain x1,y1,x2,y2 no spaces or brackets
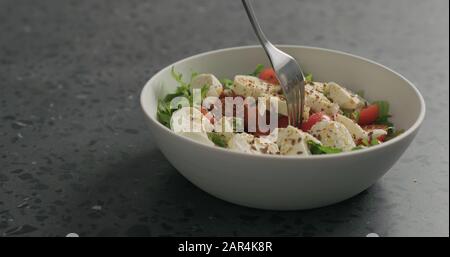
0,0,448,237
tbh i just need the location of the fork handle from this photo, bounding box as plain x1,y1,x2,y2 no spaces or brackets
241,0,278,62
242,0,304,127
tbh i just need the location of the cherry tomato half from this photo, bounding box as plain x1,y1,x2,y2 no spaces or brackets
358,104,379,125
300,112,331,132
258,68,279,85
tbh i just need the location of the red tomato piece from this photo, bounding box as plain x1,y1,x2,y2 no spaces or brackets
377,135,386,142
300,112,331,132
258,68,279,84
278,115,289,128
200,107,215,124
358,104,379,125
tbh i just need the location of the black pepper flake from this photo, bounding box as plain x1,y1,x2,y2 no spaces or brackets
261,146,269,154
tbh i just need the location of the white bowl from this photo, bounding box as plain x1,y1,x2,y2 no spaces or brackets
140,45,425,210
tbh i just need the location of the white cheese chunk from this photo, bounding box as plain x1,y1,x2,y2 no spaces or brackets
264,95,310,121
170,107,214,146
309,81,326,93
233,75,268,98
369,129,388,139
232,75,281,98
310,120,356,151
335,114,367,141
254,137,281,155
335,114,387,142
325,82,365,110
191,74,223,97
305,84,340,116
228,133,280,155
264,126,320,155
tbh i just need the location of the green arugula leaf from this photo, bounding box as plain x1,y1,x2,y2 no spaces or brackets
373,101,393,126
385,127,405,141
342,109,360,122
361,138,370,146
156,99,172,128
163,92,183,102
157,67,200,128
353,110,360,122
171,66,192,97
373,101,389,117
305,73,313,83
342,109,352,118
157,111,171,128
207,133,228,148
220,78,234,90
351,146,365,151
200,84,210,100
232,117,245,132
360,137,381,147
307,141,342,155
190,71,199,81
171,66,184,84
175,84,190,98
249,64,265,77
370,137,380,146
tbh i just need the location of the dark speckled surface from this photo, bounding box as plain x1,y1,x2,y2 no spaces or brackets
0,0,448,237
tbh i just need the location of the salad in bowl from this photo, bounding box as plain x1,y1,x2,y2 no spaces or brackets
142,45,425,209
157,65,403,156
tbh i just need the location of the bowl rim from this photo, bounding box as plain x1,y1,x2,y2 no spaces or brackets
140,45,426,160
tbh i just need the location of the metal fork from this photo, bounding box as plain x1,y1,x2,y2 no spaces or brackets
242,0,306,127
